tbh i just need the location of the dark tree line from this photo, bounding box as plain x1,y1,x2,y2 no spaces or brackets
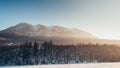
17,41,39,64
16,41,53,65
1,41,120,66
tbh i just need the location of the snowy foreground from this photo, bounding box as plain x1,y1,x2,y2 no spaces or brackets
2,62,120,68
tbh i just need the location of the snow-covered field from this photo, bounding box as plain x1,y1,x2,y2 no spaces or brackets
1,62,120,68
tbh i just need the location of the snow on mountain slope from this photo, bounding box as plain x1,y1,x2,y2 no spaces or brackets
0,23,95,39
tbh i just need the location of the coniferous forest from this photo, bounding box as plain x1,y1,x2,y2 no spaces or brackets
0,41,120,66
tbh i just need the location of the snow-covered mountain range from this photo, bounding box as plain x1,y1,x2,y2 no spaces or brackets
1,23,120,45
0,23,95,39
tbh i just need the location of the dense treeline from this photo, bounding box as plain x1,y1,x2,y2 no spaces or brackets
0,44,18,53
0,41,120,66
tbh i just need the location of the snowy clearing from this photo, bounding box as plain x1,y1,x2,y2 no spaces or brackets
1,62,120,68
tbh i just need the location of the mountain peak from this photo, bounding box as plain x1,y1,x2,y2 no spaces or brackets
15,22,33,27
17,22,29,25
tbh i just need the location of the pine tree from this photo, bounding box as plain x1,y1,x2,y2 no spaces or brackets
28,42,32,56
33,41,39,56
22,42,29,62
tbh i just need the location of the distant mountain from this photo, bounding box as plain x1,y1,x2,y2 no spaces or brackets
1,23,120,45
0,23,95,39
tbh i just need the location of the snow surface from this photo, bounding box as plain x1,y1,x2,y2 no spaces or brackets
1,62,120,68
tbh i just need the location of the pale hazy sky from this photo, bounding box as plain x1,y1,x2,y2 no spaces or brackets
1,0,120,39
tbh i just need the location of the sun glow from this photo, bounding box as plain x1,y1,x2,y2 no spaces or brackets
93,33,120,40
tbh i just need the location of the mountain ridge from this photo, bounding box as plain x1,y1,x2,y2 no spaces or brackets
1,23,120,45
0,23,95,39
